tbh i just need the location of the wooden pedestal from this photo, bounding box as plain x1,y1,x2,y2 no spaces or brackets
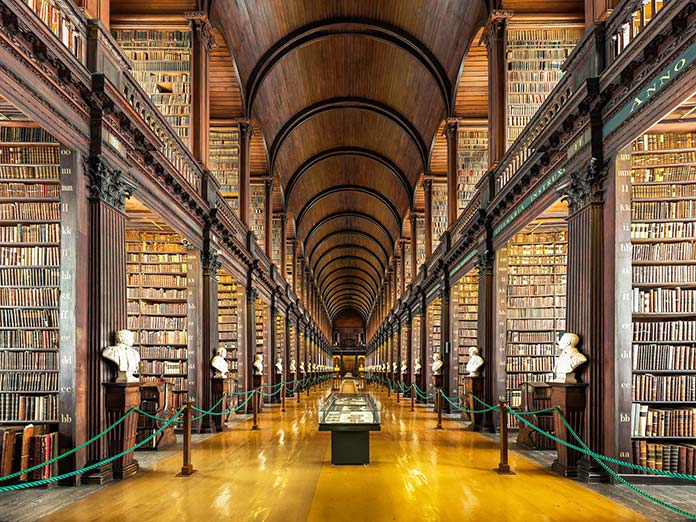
286,372,295,397
104,383,140,479
253,374,263,412
462,376,484,430
270,373,282,403
550,383,587,477
212,378,231,431
432,374,443,412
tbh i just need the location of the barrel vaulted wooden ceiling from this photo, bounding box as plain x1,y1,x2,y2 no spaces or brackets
205,0,489,324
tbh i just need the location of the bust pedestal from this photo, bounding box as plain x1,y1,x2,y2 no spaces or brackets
212,378,232,431
253,374,263,412
270,372,282,404
286,372,295,397
104,383,140,479
462,376,484,430
550,382,587,477
432,374,443,413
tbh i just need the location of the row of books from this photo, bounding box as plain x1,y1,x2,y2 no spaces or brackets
508,296,565,308
0,223,60,242
507,331,557,343
128,302,187,315
0,394,58,421
0,165,58,179
0,203,60,221
127,253,188,263
631,151,696,166
210,128,240,196
0,371,58,391
0,330,57,350
631,201,696,220
507,318,565,330
139,346,187,359
0,183,59,199
111,30,191,45
0,425,59,481
127,288,186,300
633,133,696,152
507,343,557,356
631,441,696,474
126,263,187,274
0,350,58,369
0,127,54,143
506,373,554,390
509,266,566,277
632,344,696,370
632,242,694,262
508,244,567,256
0,147,59,164
631,166,696,183
0,246,59,266
633,288,696,314
631,403,696,437
140,360,187,375
507,308,564,319
135,330,186,345
506,356,555,372
127,316,186,330
633,320,696,341
632,184,696,199
0,267,59,286
632,374,696,402
507,277,562,288
633,265,696,284
0,287,58,307
508,255,567,265
633,222,696,242
140,376,186,391
0,309,57,328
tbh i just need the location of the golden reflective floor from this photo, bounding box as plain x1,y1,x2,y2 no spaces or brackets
40,384,648,522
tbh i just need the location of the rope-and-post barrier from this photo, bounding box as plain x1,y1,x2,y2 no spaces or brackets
252,390,260,430
177,401,195,477
435,388,443,430
495,401,515,475
410,386,415,412
281,383,286,412
396,380,400,403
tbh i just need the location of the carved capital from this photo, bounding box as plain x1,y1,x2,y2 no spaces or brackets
185,11,216,51
85,155,136,210
201,249,222,276
247,286,259,303
443,118,459,141
558,157,608,212
474,249,494,272
482,10,511,50
238,119,254,139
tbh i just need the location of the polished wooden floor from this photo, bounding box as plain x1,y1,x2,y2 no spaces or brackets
40,384,648,522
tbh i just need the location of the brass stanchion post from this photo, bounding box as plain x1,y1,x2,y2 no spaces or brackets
436,389,443,430
281,383,286,413
410,386,415,412
297,380,301,403
495,401,515,474
251,390,259,430
177,401,195,476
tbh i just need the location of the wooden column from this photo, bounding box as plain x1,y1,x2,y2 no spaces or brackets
238,121,253,224
410,213,418,276
483,11,509,165
186,11,212,166
418,301,427,399
439,272,452,411
561,159,608,482
444,119,459,225
264,178,273,258
476,250,496,432
423,180,433,257
245,280,257,410
400,240,406,294
279,213,287,279
199,249,220,433
269,296,279,402
290,239,297,292
405,308,412,387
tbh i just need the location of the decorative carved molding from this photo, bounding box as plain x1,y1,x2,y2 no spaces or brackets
443,118,459,139
85,155,136,210
201,249,222,276
185,11,216,51
558,157,609,213
481,10,511,50
238,119,254,138
474,249,494,272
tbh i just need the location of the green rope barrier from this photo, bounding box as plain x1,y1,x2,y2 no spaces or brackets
413,384,435,400
135,408,183,424
440,391,499,414
0,407,184,493
191,393,228,415
261,386,283,398
0,407,139,483
199,391,255,416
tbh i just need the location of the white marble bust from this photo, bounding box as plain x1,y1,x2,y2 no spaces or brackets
211,346,229,378
102,329,140,383
401,361,408,375
392,361,397,373
552,333,587,383
275,356,283,375
289,358,296,374
414,358,422,375
466,347,484,377
253,353,264,376
299,361,306,374
431,353,443,376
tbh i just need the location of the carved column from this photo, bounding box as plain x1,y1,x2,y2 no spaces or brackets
444,119,459,225
439,268,452,410
417,290,427,401
560,159,608,482
199,248,221,433
483,11,510,165
264,178,273,258
476,249,496,432
186,11,213,166
405,308,412,387
245,275,258,411
269,295,279,402
238,120,253,224
84,156,136,484
423,180,433,257
410,213,418,276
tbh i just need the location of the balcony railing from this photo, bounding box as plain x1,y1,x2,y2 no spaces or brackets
606,0,669,65
23,0,87,64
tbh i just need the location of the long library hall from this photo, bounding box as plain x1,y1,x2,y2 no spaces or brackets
0,0,696,521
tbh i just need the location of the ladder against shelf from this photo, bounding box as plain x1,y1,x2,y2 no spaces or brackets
456,127,488,216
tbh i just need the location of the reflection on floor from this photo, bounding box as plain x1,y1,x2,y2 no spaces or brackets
27,384,656,522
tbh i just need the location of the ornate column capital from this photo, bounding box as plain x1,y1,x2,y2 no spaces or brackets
443,118,459,139
85,155,137,210
482,10,512,49
238,119,254,138
558,157,609,213
475,249,494,273
201,249,221,276
423,178,433,193
185,11,215,51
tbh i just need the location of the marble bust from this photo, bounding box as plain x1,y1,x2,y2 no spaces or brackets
275,356,283,375
299,361,306,374
414,358,422,375
102,329,140,383
401,361,408,375
289,358,297,374
253,353,264,376
552,333,587,383
392,361,397,374
211,346,229,378
466,347,484,377
431,353,443,376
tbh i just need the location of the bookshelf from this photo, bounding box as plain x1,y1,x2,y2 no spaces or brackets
285,243,294,284
506,25,583,149
626,130,696,477
431,182,448,243
457,128,488,216
113,29,192,148
0,123,62,481
427,298,442,393
126,227,189,410
400,321,408,376
209,128,240,211
271,217,281,266
404,242,412,285
275,312,285,370
255,298,268,384
25,0,85,63
217,270,240,383
497,209,568,427
452,269,479,399
288,323,296,372
412,314,422,382
416,216,426,270
250,184,265,247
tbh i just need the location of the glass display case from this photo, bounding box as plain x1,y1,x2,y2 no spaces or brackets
319,393,381,426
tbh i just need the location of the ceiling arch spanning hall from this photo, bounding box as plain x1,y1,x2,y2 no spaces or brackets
211,0,488,323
